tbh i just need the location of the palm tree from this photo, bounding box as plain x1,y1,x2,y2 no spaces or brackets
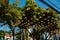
0,0,22,40
0,30,5,40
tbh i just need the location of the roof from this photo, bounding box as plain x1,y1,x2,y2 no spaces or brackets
5,33,11,37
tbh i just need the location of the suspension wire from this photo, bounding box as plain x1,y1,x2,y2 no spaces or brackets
49,0,60,9
39,0,60,13
48,0,60,10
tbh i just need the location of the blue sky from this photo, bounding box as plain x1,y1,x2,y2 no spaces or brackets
0,24,10,31
9,0,60,11
9,0,48,8
0,0,60,31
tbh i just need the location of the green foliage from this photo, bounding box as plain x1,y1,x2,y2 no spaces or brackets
0,1,22,27
21,1,59,30
0,30,4,37
20,1,59,39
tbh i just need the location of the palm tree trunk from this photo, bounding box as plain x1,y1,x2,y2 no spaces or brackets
25,29,27,40
11,29,14,40
33,36,35,40
23,29,26,40
3,36,5,40
4,25,6,40
7,21,15,40
25,29,28,40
